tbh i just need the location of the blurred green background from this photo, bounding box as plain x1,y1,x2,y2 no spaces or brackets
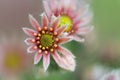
0,0,120,80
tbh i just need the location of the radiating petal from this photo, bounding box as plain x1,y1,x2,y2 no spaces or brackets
51,51,62,67
41,13,49,27
70,35,85,42
59,38,71,44
29,14,41,30
43,53,50,72
27,46,37,53
56,26,66,35
57,46,75,58
43,0,52,17
77,26,94,35
61,55,76,71
51,18,59,30
49,0,57,11
23,28,37,37
24,38,35,45
34,51,42,64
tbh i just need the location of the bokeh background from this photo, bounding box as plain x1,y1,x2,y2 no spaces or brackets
0,0,120,80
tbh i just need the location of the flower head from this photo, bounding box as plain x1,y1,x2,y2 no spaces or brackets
23,13,76,72
43,0,93,42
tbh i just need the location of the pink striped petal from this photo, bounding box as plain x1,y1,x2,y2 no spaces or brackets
24,38,35,45
34,51,43,64
76,26,94,35
61,55,76,71
43,53,50,72
41,13,49,27
29,14,41,30
23,28,37,37
57,46,75,58
43,0,52,17
59,38,71,44
27,46,37,53
70,35,85,42
56,26,66,35
51,51,62,67
51,18,59,30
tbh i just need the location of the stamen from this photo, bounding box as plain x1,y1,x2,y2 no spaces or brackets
54,32,58,36
46,46,49,49
54,44,58,48
38,27,41,31
32,39,35,42
44,51,48,54
42,47,45,50
39,45,42,48
44,26,48,30
38,50,42,53
50,48,54,52
34,46,38,49
42,30,45,34
36,37,40,40
49,27,53,31
55,38,59,42
34,33,37,36
38,33,41,37
36,41,40,44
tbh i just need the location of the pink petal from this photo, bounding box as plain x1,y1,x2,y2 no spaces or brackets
23,28,37,37
49,0,57,11
43,0,52,17
70,35,85,42
41,13,49,27
59,38,71,44
43,53,50,72
51,51,62,67
24,38,35,45
34,51,43,64
56,26,66,35
76,26,94,35
61,55,76,71
27,46,37,53
51,18,59,30
57,46,75,58
29,14,41,30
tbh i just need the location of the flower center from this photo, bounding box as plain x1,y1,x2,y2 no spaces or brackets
5,52,20,69
40,34,53,48
59,15,72,32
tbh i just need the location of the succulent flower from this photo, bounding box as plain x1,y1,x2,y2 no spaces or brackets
23,13,76,72
43,0,93,42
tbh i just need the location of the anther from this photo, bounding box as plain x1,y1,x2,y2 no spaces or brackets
32,39,35,42
34,46,38,49
38,50,42,53
54,32,58,36
36,37,40,40
54,44,58,48
46,46,49,49
38,27,41,31
44,51,48,54
42,47,45,50
44,26,48,30
38,33,41,37
34,33,37,36
42,30,45,34
36,41,40,44
55,38,59,42
39,45,42,48
50,48,54,52
49,27,53,31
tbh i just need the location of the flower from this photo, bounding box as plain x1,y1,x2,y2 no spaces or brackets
23,13,76,72
100,69,120,80
43,0,93,42
0,39,33,78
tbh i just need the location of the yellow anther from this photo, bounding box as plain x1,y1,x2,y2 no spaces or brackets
39,45,42,48
46,46,49,49
44,26,48,30
54,32,58,36
42,47,45,50
49,27,53,31
50,49,54,52
38,33,41,37
55,38,59,42
42,30,45,34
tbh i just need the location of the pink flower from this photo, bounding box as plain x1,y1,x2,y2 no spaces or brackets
43,0,93,42
23,13,76,72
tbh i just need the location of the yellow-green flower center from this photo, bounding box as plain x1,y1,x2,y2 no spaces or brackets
59,15,72,32
40,34,53,48
5,52,20,69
